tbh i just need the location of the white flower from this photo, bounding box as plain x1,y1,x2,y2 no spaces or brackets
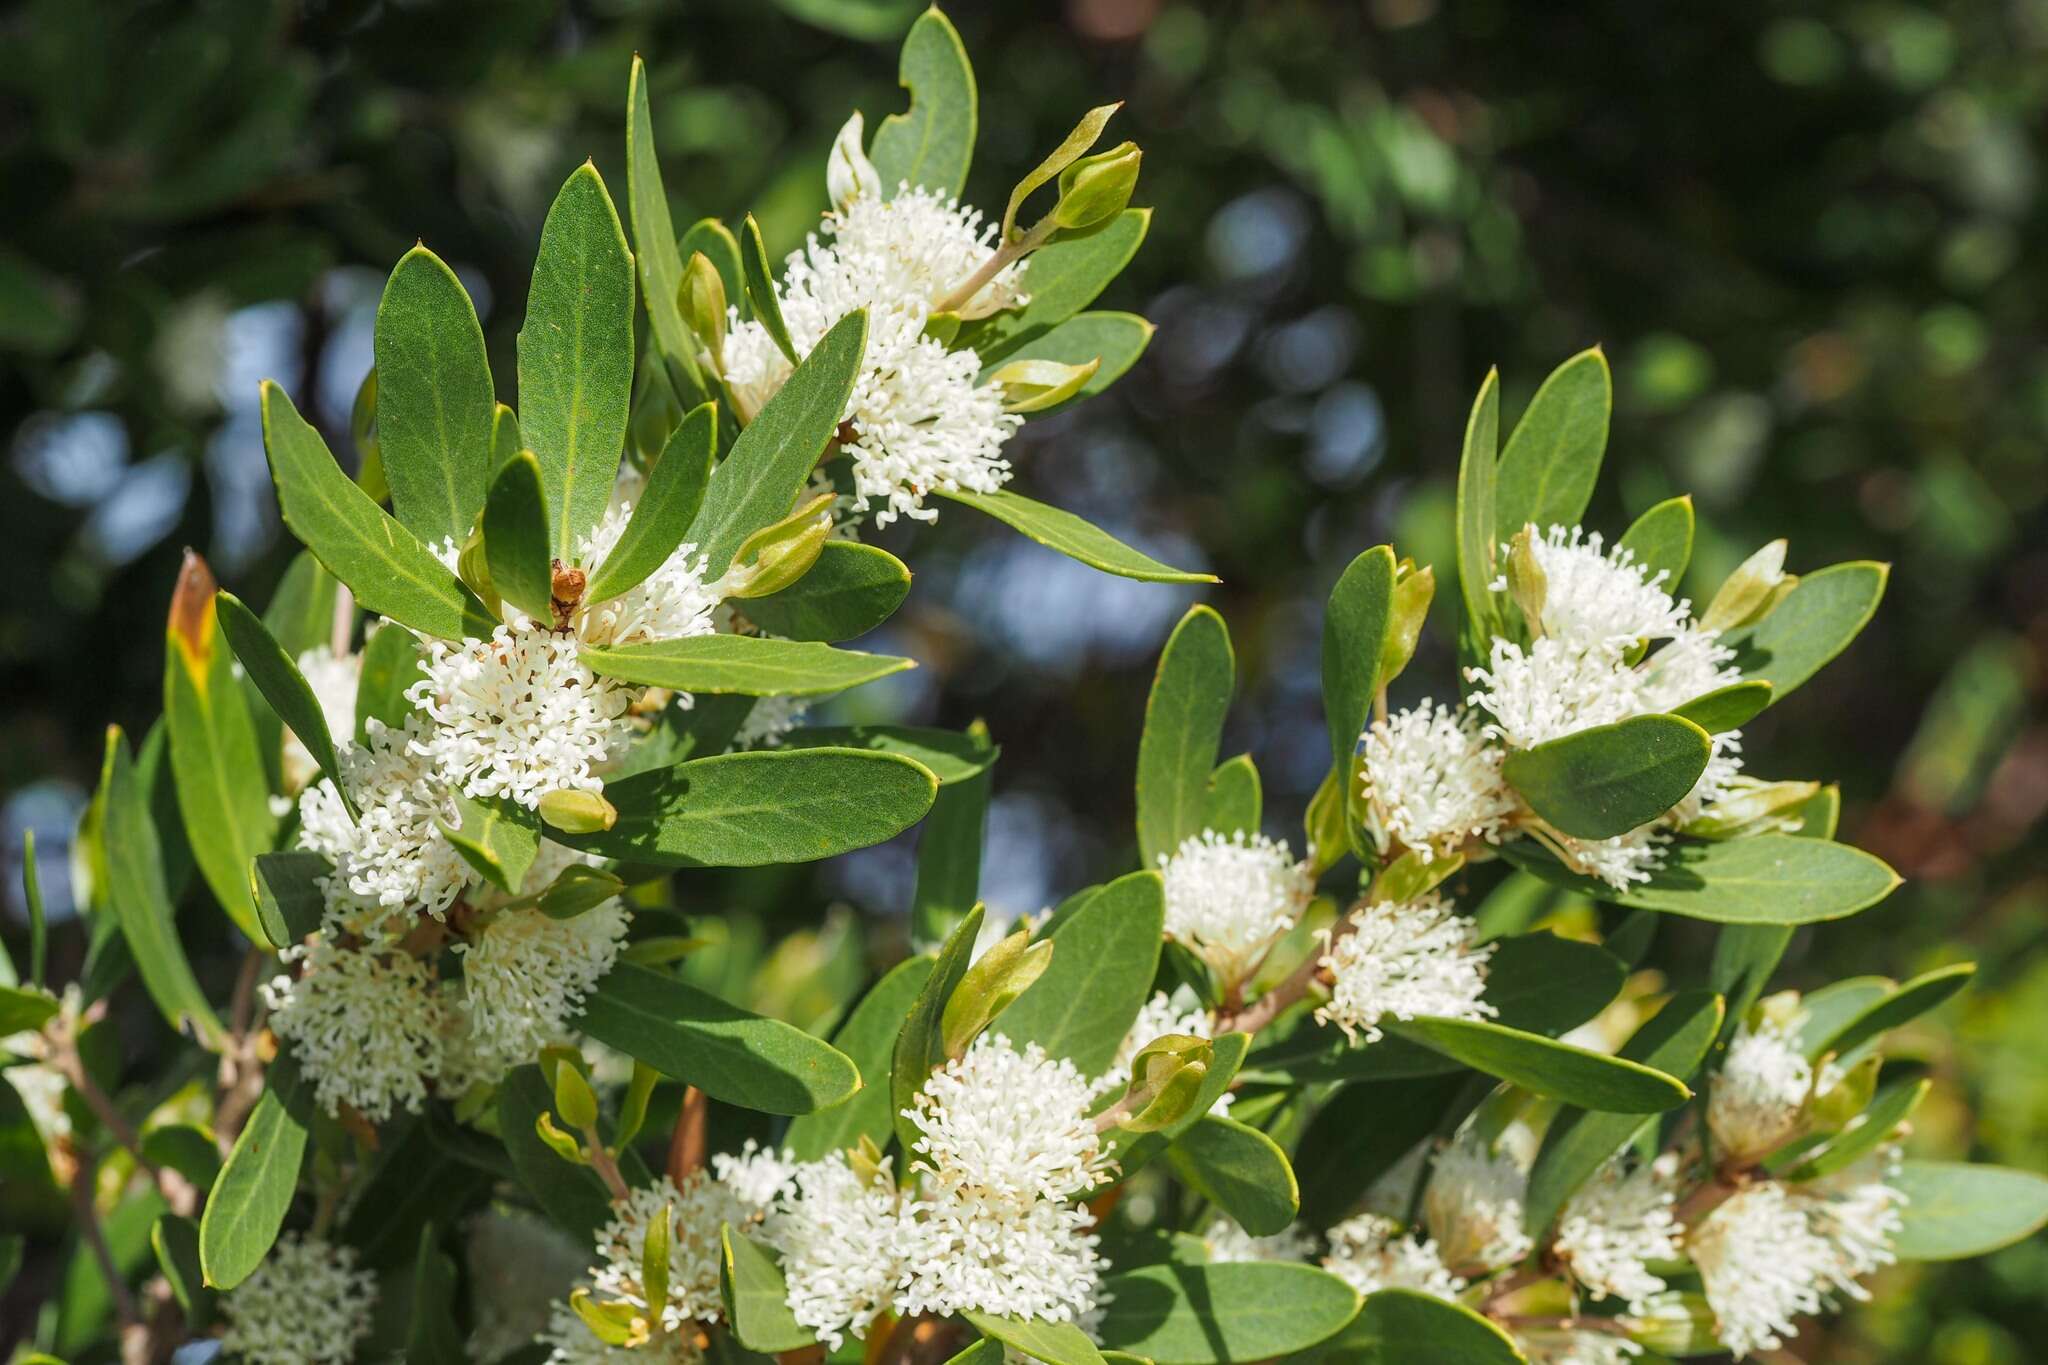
2,1023,70,1145
1555,1154,1681,1308
408,625,635,810
721,188,1025,528
1689,1182,1830,1358
298,713,473,927
1314,894,1495,1044
729,694,810,751
713,1140,802,1210
585,1171,777,1335
281,644,361,792
1467,635,1644,751
1709,1016,1813,1161
264,934,444,1121
1359,699,1517,861
456,896,629,1079
894,1184,1105,1323
1515,1326,1644,1365
539,1299,697,1365
1425,1132,1535,1275
1159,830,1313,986
1321,1214,1465,1300
1554,824,1670,891
768,1150,908,1349
1510,525,1692,648
574,502,722,650
1791,1145,1907,1301
220,1234,376,1365
1201,1217,1315,1264
908,1032,1116,1203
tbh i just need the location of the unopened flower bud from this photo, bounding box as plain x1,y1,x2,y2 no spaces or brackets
827,111,882,213
720,494,835,599
456,525,500,616
1379,560,1435,686
538,788,618,835
1505,525,1547,638
680,251,728,356
988,356,1101,414
552,1058,599,1130
1052,142,1141,231
1119,1033,1213,1133
1700,539,1793,633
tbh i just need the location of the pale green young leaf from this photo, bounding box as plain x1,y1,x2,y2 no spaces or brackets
1617,494,1694,584
962,1313,1104,1365
1455,367,1502,660
938,487,1214,584
581,635,913,697
963,211,1149,363
626,57,707,397
1002,103,1120,240
680,218,746,322
373,245,495,543
979,311,1152,417
1890,1161,2048,1260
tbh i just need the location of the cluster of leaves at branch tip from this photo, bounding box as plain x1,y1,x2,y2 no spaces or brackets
940,924,1054,1057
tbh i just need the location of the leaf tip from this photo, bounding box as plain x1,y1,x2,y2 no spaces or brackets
169,549,219,660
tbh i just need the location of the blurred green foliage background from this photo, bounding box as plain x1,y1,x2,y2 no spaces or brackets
1,1,2043,1359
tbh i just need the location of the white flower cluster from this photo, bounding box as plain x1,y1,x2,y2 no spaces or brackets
280,644,362,794
1707,1013,1817,1162
722,137,1027,529
1314,893,1496,1043
220,1234,377,1365
1158,830,1314,986
1553,1154,1682,1308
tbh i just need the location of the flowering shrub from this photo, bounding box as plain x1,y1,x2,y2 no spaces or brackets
4,11,2043,1365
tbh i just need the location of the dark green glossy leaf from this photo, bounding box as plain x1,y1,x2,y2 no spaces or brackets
778,725,997,784
1137,606,1234,865
262,380,496,640
519,164,637,557
374,245,495,543
1494,347,1611,535
1294,1074,1469,1229
999,869,1165,1074
1616,494,1694,585
740,541,911,642
1455,368,1502,659
579,963,859,1114
1501,713,1712,840
585,403,716,603
627,57,708,397
786,955,936,1160
251,851,330,950
1501,834,1902,924
1167,1115,1300,1236
0,985,58,1035
200,1053,311,1288
483,450,554,620
582,635,913,697
1390,1016,1690,1112
1670,680,1773,734
1093,1263,1361,1364
1723,561,1889,703
1306,1289,1522,1365
940,486,1214,584
407,1225,467,1365
1813,963,1974,1063
911,726,994,946
558,748,937,868
869,6,976,198
1202,754,1261,836
217,590,354,819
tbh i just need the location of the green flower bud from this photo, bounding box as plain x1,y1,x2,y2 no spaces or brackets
1701,539,1793,633
538,788,618,835
1378,560,1436,687
679,251,728,357
615,1061,659,1148
720,493,835,599
539,863,627,919
988,356,1102,414
1120,1033,1214,1133
1052,142,1141,231
552,1058,599,1131
455,523,501,618
1623,1292,1720,1356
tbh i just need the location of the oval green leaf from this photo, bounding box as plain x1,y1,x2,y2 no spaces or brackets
869,6,976,199
740,541,912,643
1092,1263,1362,1365
939,486,1214,585
1494,347,1611,536
1137,606,1234,865
721,1225,817,1352
1501,713,1713,840
1390,1016,1690,1113
998,868,1165,1075
1500,833,1902,924
1322,546,1395,773
1167,1115,1301,1236
1890,1160,2048,1261
1616,494,1694,585
200,1053,311,1288
482,450,554,621
1723,561,1889,703
374,245,495,544
581,635,913,697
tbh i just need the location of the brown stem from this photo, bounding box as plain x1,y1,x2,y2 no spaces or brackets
668,1085,708,1186
1674,1167,1745,1229
72,1150,140,1329
1214,913,1358,1037
584,1125,632,1203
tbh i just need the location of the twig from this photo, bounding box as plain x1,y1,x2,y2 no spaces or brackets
72,1149,140,1329
668,1085,707,1186
1214,915,1354,1037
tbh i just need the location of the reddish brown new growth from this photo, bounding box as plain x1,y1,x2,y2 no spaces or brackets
550,558,588,629
168,548,218,660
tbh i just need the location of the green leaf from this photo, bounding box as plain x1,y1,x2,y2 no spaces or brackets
1524,989,1724,1234
1501,713,1712,840
785,955,937,1160
892,905,985,1154
1890,1161,2048,1261
578,963,859,1114
558,748,936,867
869,5,976,199
1202,754,1261,836
627,57,707,398
151,1214,213,1333
981,311,1152,416
1304,1289,1522,1365
692,310,867,576
912,727,994,946
1390,1017,1690,1112
216,590,354,818
1670,680,1773,734
962,1313,1104,1365
497,1065,614,1241
519,163,637,558
262,380,497,640
740,541,911,642
407,1226,467,1365
374,245,495,543
582,635,913,697
1322,546,1395,773
1617,494,1694,585
98,728,223,1047
438,792,540,894
483,450,555,620
1795,978,1894,1056
777,725,998,784
1723,561,1888,703
1501,833,1902,924
1294,1074,1470,1229
1789,1076,1930,1181
251,851,330,950
585,403,716,604
1093,1264,1362,1364
262,550,342,659
1137,606,1235,866
491,402,523,476
963,210,1151,364
1455,367,1502,659
0,985,58,1035
1813,963,1974,1063
939,487,1214,584
165,564,275,942
739,214,799,366
1167,1115,1300,1236
1000,869,1165,1074
721,1226,817,1352
200,1053,311,1288
355,621,425,739
1494,347,1611,536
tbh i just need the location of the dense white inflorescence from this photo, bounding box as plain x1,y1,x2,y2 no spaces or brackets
1554,1154,1682,1308
908,1032,1116,1203
1321,1214,1466,1299
263,934,444,1121
1201,1217,1317,1264
1688,1181,1832,1358
1425,1131,1536,1275
1158,830,1314,986
1709,1014,1815,1161
1359,699,1517,861
219,1234,377,1365
769,1151,909,1350
298,713,471,926
1315,894,1495,1043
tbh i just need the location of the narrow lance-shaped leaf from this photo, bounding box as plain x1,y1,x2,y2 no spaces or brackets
869,6,977,199
200,1053,312,1288
893,904,986,1155
261,379,497,640
1494,346,1611,536
626,57,707,397
483,450,554,621
1501,713,1713,840
1389,1016,1691,1113
582,635,914,697
785,955,937,1160
739,215,799,366
938,486,1214,585
1455,367,1502,661
519,163,637,557
373,245,495,543
1137,606,1234,865
215,590,355,820
584,402,716,604
1322,546,1394,772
